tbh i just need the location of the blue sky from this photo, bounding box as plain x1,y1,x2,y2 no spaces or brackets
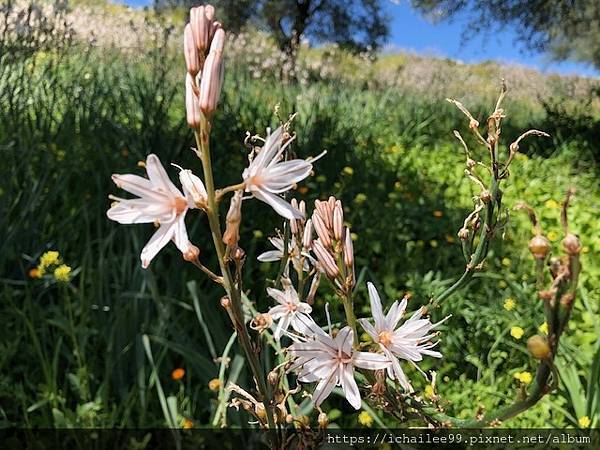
118,0,598,77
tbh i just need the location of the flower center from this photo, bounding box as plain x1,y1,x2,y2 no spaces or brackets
173,197,187,214
378,330,393,347
286,302,297,313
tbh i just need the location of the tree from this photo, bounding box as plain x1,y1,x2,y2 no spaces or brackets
155,0,390,74
410,0,600,70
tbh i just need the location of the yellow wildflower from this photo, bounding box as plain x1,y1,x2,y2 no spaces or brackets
53,264,71,282
429,240,438,248
504,298,516,311
547,230,559,242
578,416,591,428
424,385,435,399
538,322,548,334
501,257,511,267
40,250,59,268
182,418,194,429
357,411,373,427
514,371,532,384
354,193,367,204
433,210,443,218
510,326,524,340
544,199,559,209
342,166,354,175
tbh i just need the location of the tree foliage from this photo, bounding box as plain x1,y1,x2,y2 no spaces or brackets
155,0,389,64
410,0,600,70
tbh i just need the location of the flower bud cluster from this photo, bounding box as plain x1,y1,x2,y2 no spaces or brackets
184,5,225,125
310,196,355,293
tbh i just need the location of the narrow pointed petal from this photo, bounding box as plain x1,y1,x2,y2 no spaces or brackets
145,154,182,198
339,366,361,410
257,250,283,262
312,366,338,407
358,318,379,342
140,221,177,268
252,188,303,220
367,282,386,331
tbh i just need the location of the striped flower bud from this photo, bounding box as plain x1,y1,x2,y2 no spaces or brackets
302,218,313,250
223,190,243,248
299,200,306,218
314,199,332,229
184,23,200,76
290,199,299,234
312,240,339,280
312,212,331,248
305,270,320,304
333,200,344,241
185,73,201,129
343,227,354,270
199,28,225,117
191,6,210,54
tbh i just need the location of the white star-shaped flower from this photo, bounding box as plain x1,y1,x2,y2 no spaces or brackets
266,285,312,340
289,316,390,409
358,282,447,392
243,126,323,220
107,154,203,268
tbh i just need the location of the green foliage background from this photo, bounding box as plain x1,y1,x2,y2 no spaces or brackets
0,4,598,430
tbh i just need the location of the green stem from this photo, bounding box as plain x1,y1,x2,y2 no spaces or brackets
434,179,500,307
193,121,276,432
342,293,359,348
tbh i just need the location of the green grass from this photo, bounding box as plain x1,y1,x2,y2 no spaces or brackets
0,5,599,429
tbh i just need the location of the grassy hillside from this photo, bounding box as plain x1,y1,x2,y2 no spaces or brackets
1,0,598,429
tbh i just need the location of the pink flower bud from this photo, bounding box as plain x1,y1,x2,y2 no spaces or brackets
290,199,299,234
223,191,243,248
343,228,354,269
210,21,222,43
306,270,320,305
299,200,306,216
185,73,201,129
199,28,225,117
313,239,339,280
314,200,331,229
302,218,313,250
191,6,210,54
333,200,344,241
184,23,200,76
312,212,331,248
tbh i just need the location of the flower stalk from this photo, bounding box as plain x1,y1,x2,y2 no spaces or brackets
193,116,277,431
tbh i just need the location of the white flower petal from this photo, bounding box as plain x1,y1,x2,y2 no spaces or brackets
145,154,182,198
111,174,166,201
312,366,338,407
358,318,379,342
339,365,361,410
367,282,386,331
257,250,283,262
140,221,177,268
172,214,190,253
353,351,391,370
252,188,303,220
